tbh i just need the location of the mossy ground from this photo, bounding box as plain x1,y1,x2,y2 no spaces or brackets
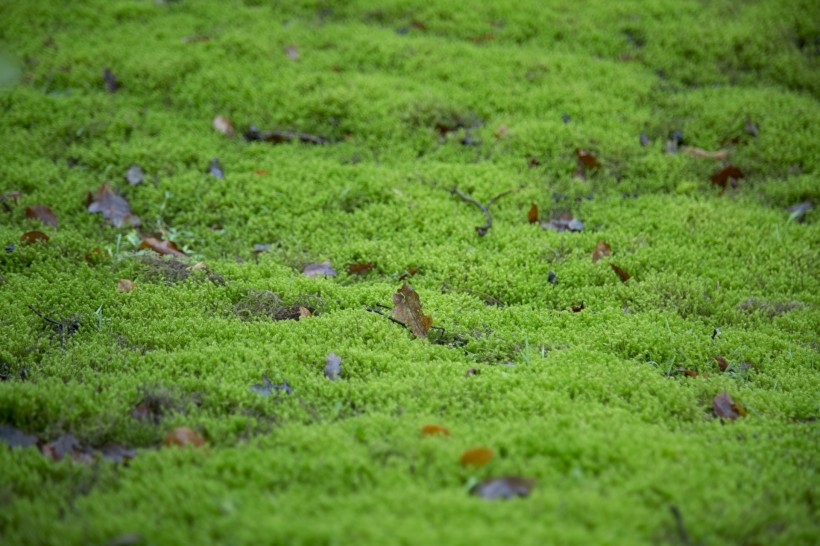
0,1,818,544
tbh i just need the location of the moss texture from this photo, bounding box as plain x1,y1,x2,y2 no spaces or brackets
0,0,818,544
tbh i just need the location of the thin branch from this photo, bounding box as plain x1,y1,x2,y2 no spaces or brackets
28,305,61,325
451,186,516,236
669,505,690,546
365,306,408,328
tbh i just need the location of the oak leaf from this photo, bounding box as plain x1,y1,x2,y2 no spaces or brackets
391,284,432,338
421,424,450,437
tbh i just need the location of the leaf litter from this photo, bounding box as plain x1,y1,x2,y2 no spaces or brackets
391,284,432,338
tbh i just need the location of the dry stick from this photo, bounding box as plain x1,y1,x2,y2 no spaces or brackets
669,505,690,546
451,187,515,236
365,306,408,329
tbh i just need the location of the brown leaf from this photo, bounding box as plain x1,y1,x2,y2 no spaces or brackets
527,203,539,224
470,476,536,500
610,263,630,282
465,367,479,378
164,427,205,448
87,183,141,227
571,302,585,312
212,115,235,137
528,155,542,169
303,261,337,278
298,307,312,319
391,284,432,338
85,247,107,263
347,262,375,275
592,241,611,263
103,67,119,93
494,125,508,140
25,205,58,228
420,424,450,437
575,148,601,168
100,444,137,463
20,230,49,245
117,279,135,292
710,165,744,189
714,355,729,372
324,352,342,381
139,238,187,257
713,390,746,420
459,447,494,468
398,266,419,280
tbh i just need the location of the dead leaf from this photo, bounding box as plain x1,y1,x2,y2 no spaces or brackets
459,447,494,468
347,262,375,275
640,132,650,146
20,230,49,245
324,352,342,381
85,247,107,263
103,67,119,93
250,374,292,396
527,203,539,224
398,266,419,280
298,307,312,319
528,156,542,169
117,279,135,292
592,241,611,263
0,425,38,448
87,183,141,227
681,146,729,160
125,165,144,185
100,444,137,463
675,367,700,378
713,390,746,420
571,302,585,312
787,200,813,223
208,157,224,179
303,261,337,278
714,355,729,372
41,434,80,461
25,205,58,228
187,262,207,272
470,476,536,500
244,126,330,145
212,115,235,137
710,165,744,189
548,271,557,284
465,368,479,378
139,238,187,257
575,148,601,168
164,427,205,447
391,284,432,338
284,44,299,60
610,263,630,282
540,212,584,232
421,424,451,437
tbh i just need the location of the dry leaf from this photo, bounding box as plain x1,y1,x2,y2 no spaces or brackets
20,230,49,245
187,262,207,271
527,203,539,224
470,476,536,500
575,148,601,168
421,424,451,437
87,183,141,227
347,262,375,275
714,355,729,372
459,447,494,468
139,238,187,257
592,241,611,263
284,44,299,60
212,115,235,137
710,165,744,189
713,390,746,420
117,279,135,292
25,205,58,228
465,368,479,378
125,165,144,185
164,427,205,447
208,157,224,179
610,263,630,282
298,307,312,319
303,261,337,278
541,212,584,232
324,352,342,381
391,284,432,338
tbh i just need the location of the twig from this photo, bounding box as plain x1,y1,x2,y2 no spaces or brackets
28,305,62,326
669,505,690,545
451,186,516,236
366,306,408,328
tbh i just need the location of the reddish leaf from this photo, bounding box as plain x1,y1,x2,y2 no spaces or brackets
324,352,342,381
528,155,542,169
592,241,611,263
87,183,141,227
459,447,494,468
103,67,119,93
470,476,536,500
212,115,235,137
675,367,700,378
303,261,337,278
139,238,187,257
0,425,38,448
391,284,432,338
571,302,585,312
710,165,744,188
527,203,539,224
421,424,451,437
347,262,375,275
494,125,508,140
610,263,630,282
714,355,729,372
164,427,205,447
25,205,58,228
575,148,601,168
20,230,49,245
713,390,746,420
85,247,107,263
117,279,135,292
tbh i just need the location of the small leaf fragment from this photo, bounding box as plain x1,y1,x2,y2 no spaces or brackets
41,434,80,461
25,205,58,228
714,355,729,372
610,263,630,282
592,241,611,263
117,279,135,292
103,67,119,93
125,165,144,185
713,390,746,420
324,352,342,381
164,427,205,447
575,148,601,168
212,115,235,137
139,238,187,257
347,262,375,275
284,44,299,60
20,230,49,245
391,284,432,338
421,424,451,437
470,476,536,500
710,165,744,189
459,447,494,468
0,425,38,448
208,157,224,179
527,203,539,224
303,261,337,278
541,212,584,232
87,183,141,227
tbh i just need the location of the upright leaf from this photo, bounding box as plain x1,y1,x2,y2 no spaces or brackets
392,284,432,338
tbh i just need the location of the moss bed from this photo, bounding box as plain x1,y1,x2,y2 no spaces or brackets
0,1,817,544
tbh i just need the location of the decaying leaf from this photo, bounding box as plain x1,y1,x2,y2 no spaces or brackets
459,447,494,468
25,205,58,228
212,115,235,137
139,238,187,257
421,424,451,437
303,261,337,278
592,241,611,263
87,183,141,227
494,124,508,140
610,263,630,282
284,44,299,60
250,374,293,396
398,266,419,280
103,67,119,93
681,146,730,160
710,165,744,189
527,203,539,224
575,148,601,168
347,262,375,275
244,126,330,145
541,212,584,232
324,352,342,381
208,157,224,179
100,444,136,463
125,165,144,185
714,355,729,372
20,230,49,245
117,279,136,292
164,427,205,447
391,284,432,338
465,367,479,378
713,390,746,420
41,434,81,462
0,424,38,448
470,476,536,500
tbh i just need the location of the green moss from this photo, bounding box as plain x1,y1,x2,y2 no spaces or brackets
0,0,817,544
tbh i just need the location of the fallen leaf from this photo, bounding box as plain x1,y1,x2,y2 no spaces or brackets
527,203,539,224
85,247,107,263
103,67,119,93
212,115,235,137
710,165,744,189
41,434,80,461
561,113,571,124
125,165,144,185
139,238,187,257
164,427,205,447
675,367,700,378
528,156,542,168
421,424,451,437
324,352,342,381
575,148,601,168
0,424,38,448
20,230,49,245
87,183,141,227
25,205,58,228
592,241,611,263
347,262,375,275
298,307,312,319
459,447,494,468
714,355,729,372
187,262,207,272
208,157,224,179
100,444,136,463
547,271,557,284
571,302,585,312
284,44,299,60
117,279,135,292
244,125,330,145
470,476,536,500
787,200,813,223
391,284,432,338
250,374,294,396
398,266,419,280
639,132,650,146
540,212,584,232
681,146,730,160
713,390,746,420
303,261,337,278
610,263,630,282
